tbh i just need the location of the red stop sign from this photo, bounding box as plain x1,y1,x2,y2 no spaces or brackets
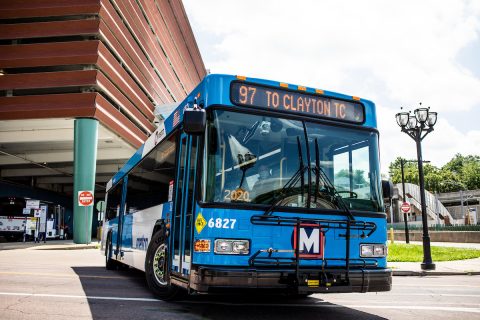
78,191,94,206
401,202,411,213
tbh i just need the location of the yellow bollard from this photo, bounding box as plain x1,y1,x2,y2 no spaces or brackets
389,227,394,244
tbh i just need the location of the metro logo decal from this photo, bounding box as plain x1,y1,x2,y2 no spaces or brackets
136,236,149,251
292,224,324,258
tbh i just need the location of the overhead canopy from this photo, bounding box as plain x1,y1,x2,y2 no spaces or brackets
0,0,206,199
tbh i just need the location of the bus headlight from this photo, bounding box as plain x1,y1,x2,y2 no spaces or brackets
232,241,249,254
374,244,387,257
360,244,386,257
214,239,250,255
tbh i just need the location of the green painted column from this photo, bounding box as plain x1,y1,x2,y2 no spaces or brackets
73,118,98,244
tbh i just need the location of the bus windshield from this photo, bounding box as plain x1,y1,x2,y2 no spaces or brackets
202,109,383,212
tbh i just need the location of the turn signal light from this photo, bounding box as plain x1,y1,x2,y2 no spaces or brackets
194,239,211,252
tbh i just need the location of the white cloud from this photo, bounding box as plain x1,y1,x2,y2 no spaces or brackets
184,0,480,172
377,105,480,172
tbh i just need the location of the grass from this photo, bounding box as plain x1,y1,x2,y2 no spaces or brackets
387,243,480,262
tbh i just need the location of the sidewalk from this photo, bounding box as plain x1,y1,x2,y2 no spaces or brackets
0,239,100,251
389,240,480,276
393,240,480,249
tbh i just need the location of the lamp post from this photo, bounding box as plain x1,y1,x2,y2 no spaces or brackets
395,104,437,271
399,158,410,243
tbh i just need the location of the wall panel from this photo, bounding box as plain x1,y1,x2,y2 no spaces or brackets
0,0,206,145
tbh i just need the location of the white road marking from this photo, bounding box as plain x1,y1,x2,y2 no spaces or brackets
347,306,480,313
0,292,161,303
181,300,480,313
407,293,480,298
355,293,480,298
321,299,480,306
0,292,479,313
0,271,137,279
395,284,480,288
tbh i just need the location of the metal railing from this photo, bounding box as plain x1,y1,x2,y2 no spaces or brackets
388,223,480,231
396,183,454,223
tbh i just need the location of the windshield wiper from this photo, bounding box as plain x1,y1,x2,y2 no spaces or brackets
312,138,355,221
262,137,355,220
237,152,256,190
263,136,306,216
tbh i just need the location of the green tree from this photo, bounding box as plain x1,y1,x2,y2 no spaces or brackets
335,169,368,186
388,154,480,193
443,153,465,175
463,161,480,190
442,154,480,191
443,154,479,174
388,157,418,186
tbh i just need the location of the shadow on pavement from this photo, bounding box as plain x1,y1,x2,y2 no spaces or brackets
72,266,387,320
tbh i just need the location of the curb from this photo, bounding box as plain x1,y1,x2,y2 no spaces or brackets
0,244,100,251
393,270,480,276
32,245,99,250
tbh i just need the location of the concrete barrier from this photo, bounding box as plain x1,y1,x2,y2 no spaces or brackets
394,231,480,243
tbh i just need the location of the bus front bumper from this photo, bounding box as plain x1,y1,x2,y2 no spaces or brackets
190,267,392,294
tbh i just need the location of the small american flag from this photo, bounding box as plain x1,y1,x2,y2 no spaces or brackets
173,110,180,127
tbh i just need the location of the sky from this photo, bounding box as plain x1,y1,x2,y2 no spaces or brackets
183,0,480,174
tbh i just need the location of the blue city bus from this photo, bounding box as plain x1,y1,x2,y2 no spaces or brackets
101,74,393,299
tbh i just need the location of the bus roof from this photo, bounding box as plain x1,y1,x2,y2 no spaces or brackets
106,74,377,190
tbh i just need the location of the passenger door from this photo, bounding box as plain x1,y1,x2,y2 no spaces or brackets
171,134,198,278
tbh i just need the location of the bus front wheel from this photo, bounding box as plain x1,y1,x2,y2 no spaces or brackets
145,229,182,300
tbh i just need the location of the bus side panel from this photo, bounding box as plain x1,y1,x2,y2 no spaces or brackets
120,214,134,267
103,217,119,256
129,203,169,271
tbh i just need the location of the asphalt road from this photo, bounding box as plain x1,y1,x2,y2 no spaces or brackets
0,247,479,320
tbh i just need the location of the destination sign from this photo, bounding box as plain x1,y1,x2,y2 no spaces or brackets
230,82,364,123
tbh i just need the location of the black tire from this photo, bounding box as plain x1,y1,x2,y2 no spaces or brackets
105,233,118,270
145,229,183,300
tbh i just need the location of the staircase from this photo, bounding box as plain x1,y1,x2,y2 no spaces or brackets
396,183,454,224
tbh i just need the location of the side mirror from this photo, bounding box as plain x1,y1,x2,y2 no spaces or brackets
183,108,206,135
382,180,394,203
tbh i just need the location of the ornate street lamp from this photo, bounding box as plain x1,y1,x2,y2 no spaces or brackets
395,103,437,270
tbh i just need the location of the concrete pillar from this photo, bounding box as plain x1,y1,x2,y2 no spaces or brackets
73,118,98,244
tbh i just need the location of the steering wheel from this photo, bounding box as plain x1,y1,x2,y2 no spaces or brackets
272,193,337,210
336,191,358,199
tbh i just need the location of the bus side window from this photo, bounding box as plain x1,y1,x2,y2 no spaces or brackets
105,181,123,221
125,132,178,214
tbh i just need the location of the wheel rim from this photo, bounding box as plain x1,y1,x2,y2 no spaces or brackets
152,244,168,286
